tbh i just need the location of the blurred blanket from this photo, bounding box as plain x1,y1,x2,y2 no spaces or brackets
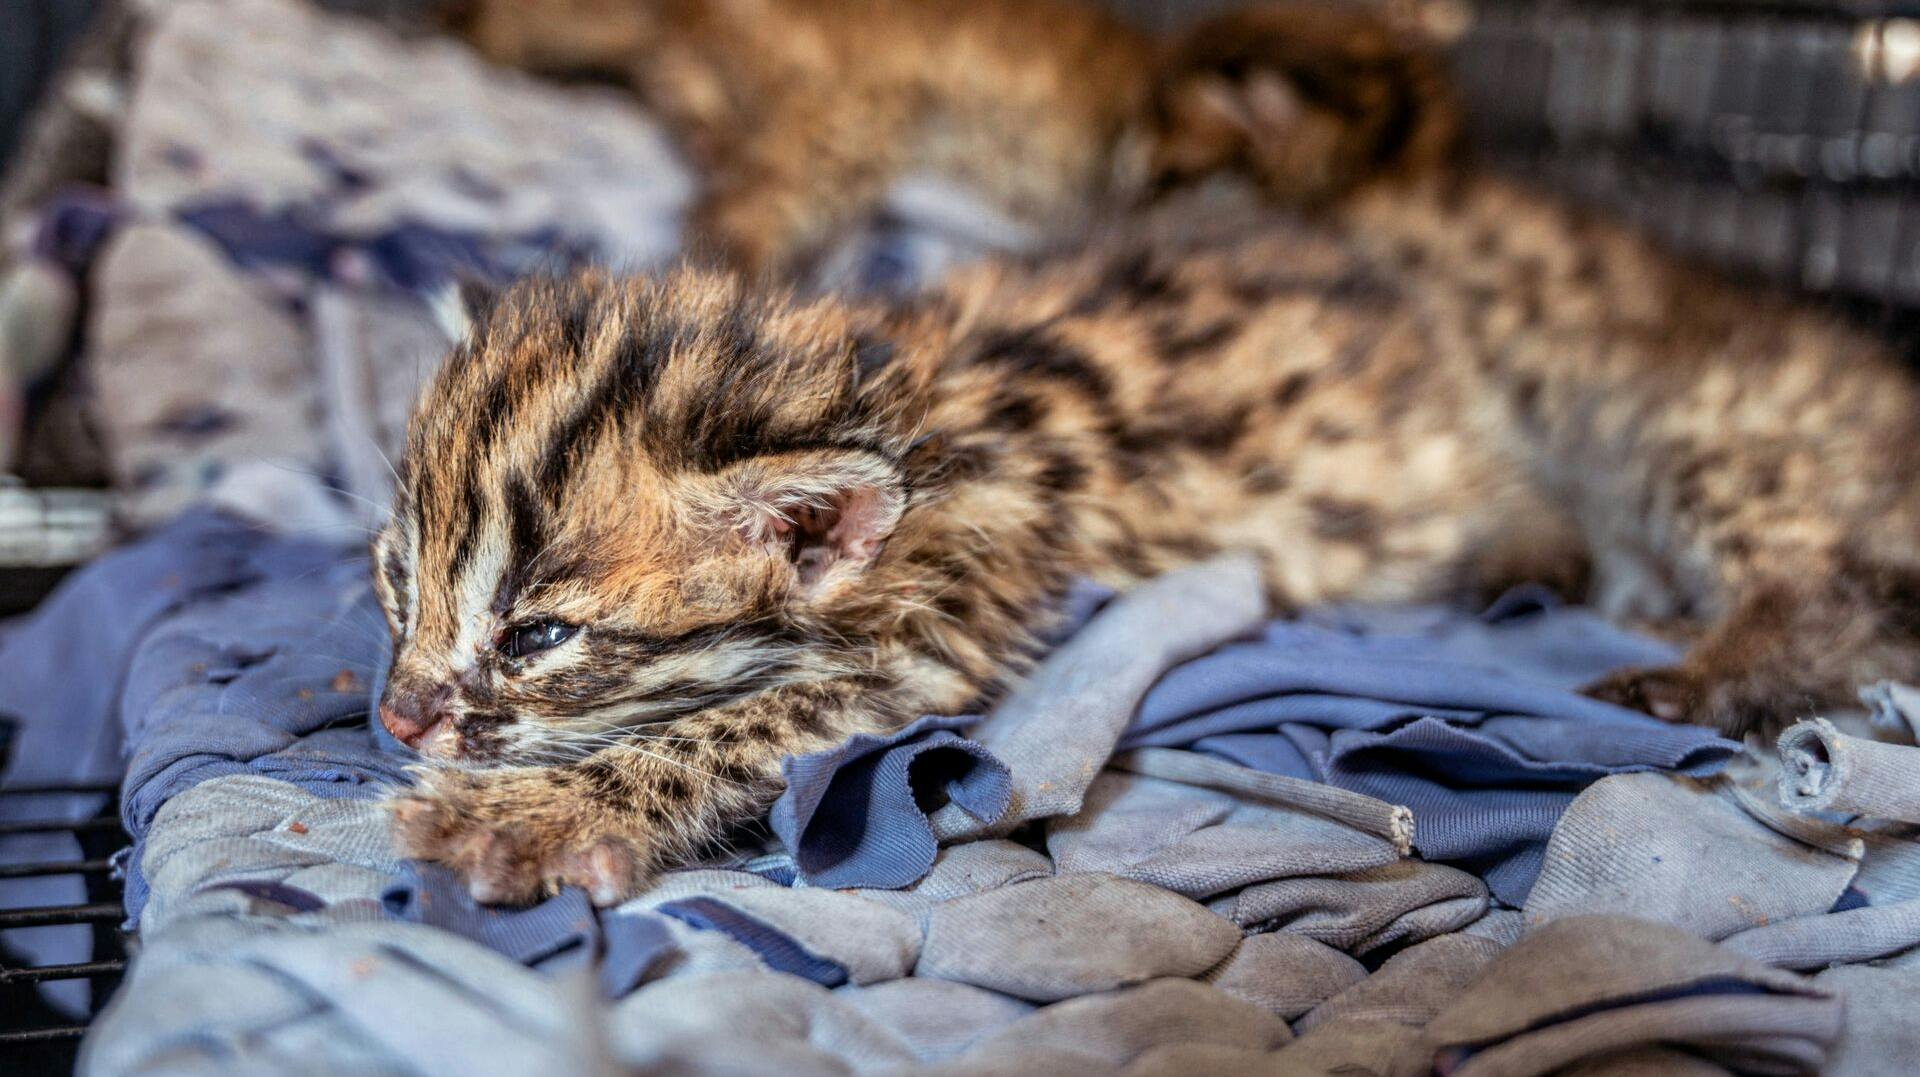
22,0,1005,533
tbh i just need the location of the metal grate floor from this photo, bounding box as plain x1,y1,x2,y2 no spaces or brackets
0,781,130,1075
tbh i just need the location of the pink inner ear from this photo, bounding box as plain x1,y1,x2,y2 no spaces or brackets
786,485,898,588
827,486,895,564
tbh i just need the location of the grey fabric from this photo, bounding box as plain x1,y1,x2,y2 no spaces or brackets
1525,772,1861,939
1555,1048,1733,1076
1460,908,1529,947
1209,858,1488,954
84,568,1897,1077
611,971,919,1073
78,595,1904,1075
1852,823,1920,904
1425,916,1842,1077
1778,717,1920,823
1811,965,1920,1077
834,980,1034,1063
1119,1042,1293,1077
1722,900,1920,970
1296,933,1508,1032
83,916,602,1077
845,840,1054,923
1202,933,1368,1020
78,552,1902,1077
1110,747,1414,853
1859,679,1920,740
135,774,400,934
1045,770,1404,899
1268,1018,1435,1077
936,978,1290,1069
928,555,1268,842
914,873,1242,1002
94,0,693,528
650,886,923,986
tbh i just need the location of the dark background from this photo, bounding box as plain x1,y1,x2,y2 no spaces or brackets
1,0,102,165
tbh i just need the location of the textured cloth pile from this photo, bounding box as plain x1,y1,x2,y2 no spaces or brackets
6,1,1920,1074
7,516,1920,1075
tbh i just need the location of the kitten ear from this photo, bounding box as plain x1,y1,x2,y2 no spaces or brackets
713,450,906,597
428,275,502,341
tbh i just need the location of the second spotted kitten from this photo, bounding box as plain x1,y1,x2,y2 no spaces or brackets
374,170,1920,904
449,0,1456,277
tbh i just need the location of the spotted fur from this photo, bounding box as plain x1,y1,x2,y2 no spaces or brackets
449,0,1455,277
376,170,1920,903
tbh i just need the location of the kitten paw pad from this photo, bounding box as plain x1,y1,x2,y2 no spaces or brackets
387,781,644,907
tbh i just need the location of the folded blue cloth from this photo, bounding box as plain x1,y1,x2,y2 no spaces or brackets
770,714,1012,889
384,863,677,997
1119,588,1738,903
656,897,850,987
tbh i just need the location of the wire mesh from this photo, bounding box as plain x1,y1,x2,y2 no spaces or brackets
0,780,129,1073
1452,0,1920,318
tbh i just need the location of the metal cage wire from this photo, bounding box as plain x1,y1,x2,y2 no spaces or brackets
0,780,129,1073
1451,0,1920,313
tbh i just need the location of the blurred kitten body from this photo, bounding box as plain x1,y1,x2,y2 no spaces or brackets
452,0,1456,276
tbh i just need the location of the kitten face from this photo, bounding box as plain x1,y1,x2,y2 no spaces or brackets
373,270,907,765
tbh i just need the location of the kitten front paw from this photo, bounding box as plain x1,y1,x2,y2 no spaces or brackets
388,770,647,907
1582,665,1699,724
1581,664,1788,739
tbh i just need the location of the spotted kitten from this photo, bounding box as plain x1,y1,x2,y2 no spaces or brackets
449,0,1455,276
374,163,1920,903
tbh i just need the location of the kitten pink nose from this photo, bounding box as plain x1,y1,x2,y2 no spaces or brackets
379,684,453,748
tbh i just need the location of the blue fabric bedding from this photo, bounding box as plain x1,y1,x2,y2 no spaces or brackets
1,512,1736,982
1121,589,1730,902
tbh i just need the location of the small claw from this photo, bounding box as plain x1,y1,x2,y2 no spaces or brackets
573,841,639,907
1584,666,1702,724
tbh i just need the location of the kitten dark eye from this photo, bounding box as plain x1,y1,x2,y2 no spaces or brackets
498,620,578,659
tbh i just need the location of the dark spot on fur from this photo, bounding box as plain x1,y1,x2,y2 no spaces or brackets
1242,463,1291,494
577,756,633,806
938,441,1000,484
1157,318,1241,361
973,327,1112,405
852,334,895,381
654,769,693,803
1512,374,1543,418
1378,361,1427,421
1076,250,1186,313
1273,372,1312,408
559,289,595,353
453,712,510,760
1179,403,1252,454
1308,495,1381,546
1112,451,1151,483
1572,250,1604,284
934,588,977,622
1036,452,1089,493
1841,550,1920,641
987,391,1046,432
